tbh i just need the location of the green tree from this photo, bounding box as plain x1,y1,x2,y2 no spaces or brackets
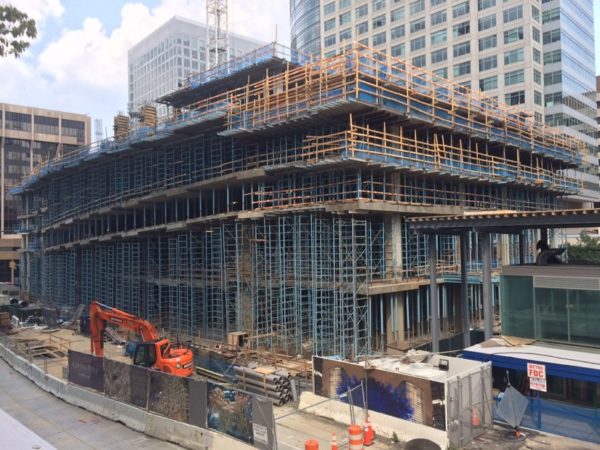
566,232,600,264
0,5,37,58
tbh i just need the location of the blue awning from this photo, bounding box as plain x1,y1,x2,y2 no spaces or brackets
463,339,600,384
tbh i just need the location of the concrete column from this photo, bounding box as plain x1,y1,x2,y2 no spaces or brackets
501,186,508,209
458,183,466,207
384,215,403,278
460,233,470,348
30,113,34,173
428,234,439,353
518,232,526,264
58,113,62,158
1,103,4,236
540,228,548,245
481,232,493,340
385,293,405,347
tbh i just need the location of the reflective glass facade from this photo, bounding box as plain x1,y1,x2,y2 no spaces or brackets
542,0,597,156
290,0,321,56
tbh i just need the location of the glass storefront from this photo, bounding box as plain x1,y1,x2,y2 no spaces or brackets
501,274,600,345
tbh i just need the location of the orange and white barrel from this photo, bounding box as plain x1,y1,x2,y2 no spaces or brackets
305,439,319,450
348,424,364,450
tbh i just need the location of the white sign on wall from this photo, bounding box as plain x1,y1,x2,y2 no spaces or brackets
253,423,268,445
527,362,547,392
527,363,546,380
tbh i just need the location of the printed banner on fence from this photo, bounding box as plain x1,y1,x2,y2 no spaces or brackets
207,381,253,444
313,356,446,430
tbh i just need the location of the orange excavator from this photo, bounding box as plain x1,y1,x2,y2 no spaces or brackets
89,300,194,377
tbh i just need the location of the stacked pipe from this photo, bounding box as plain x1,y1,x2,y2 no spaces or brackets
234,366,293,406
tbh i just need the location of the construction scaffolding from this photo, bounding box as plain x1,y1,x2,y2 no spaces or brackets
14,43,585,358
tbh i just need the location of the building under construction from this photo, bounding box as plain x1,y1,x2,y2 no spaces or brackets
14,44,583,359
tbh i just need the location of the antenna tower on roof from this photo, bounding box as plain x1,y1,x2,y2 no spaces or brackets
206,0,229,68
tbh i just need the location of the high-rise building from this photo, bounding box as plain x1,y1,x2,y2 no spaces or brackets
542,0,598,208
596,76,600,131
128,16,265,117
290,0,599,206
292,0,546,120
0,103,90,282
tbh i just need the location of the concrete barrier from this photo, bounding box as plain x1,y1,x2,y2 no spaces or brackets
112,401,147,432
146,414,205,449
0,341,254,450
299,392,449,449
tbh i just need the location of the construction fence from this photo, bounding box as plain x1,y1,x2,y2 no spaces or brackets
67,350,277,449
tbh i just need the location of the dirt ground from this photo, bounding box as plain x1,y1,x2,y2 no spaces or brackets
4,326,131,379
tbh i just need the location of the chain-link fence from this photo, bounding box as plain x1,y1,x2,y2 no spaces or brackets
446,364,494,449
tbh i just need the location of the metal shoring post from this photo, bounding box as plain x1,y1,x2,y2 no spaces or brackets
481,232,493,340
460,233,471,348
429,233,439,353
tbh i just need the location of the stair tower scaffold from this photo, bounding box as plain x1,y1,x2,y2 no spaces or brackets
206,0,228,69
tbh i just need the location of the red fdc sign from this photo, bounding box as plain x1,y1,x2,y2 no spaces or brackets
527,362,546,380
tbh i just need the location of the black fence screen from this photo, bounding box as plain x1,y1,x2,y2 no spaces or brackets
68,350,104,392
130,365,148,408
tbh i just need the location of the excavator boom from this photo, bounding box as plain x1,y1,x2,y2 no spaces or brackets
90,301,158,357
88,300,193,377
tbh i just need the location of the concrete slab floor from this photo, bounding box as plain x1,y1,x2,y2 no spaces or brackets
0,357,182,450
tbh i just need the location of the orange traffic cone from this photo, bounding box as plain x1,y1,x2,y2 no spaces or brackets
331,432,338,450
472,411,481,427
364,415,375,446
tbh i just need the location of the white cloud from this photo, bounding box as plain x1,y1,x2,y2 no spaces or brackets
1,0,291,136
3,0,64,23
229,0,289,44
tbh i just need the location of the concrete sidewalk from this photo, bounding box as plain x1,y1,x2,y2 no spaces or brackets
0,406,56,450
0,357,182,450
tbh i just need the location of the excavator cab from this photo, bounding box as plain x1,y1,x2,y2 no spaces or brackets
133,342,157,368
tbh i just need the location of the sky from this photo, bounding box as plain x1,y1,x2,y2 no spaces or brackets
1,0,289,138
1,0,599,140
